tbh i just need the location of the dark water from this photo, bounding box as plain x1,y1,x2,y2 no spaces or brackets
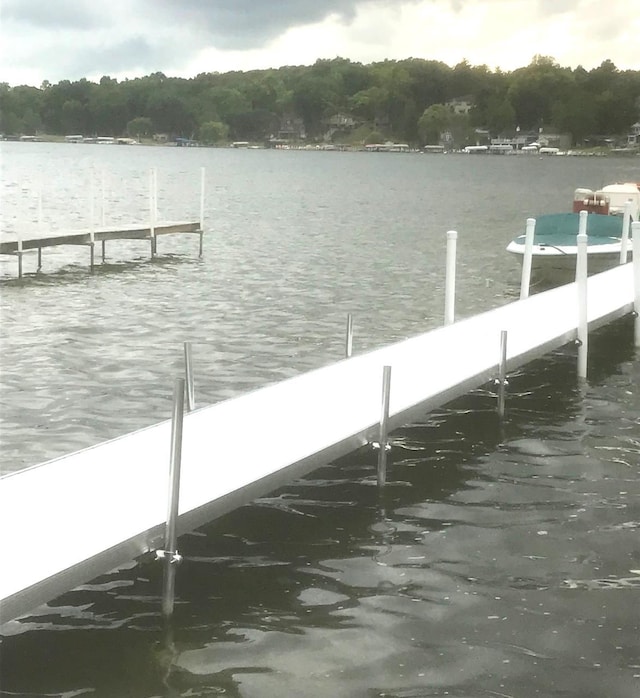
0,144,639,697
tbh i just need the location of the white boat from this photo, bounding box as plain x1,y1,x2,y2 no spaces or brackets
506,182,639,284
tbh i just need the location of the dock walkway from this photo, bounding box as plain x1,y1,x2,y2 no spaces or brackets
0,221,202,277
0,262,637,624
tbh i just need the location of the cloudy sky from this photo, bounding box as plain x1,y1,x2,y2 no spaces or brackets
1,0,638,87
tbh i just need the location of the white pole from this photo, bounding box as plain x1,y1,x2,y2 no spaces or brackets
576,221,589,379
619,201,632,264
519,218,536,300
199,167,205,231
149,168,156,256
633,221,640,347
345,313,353,358
444,230,457,325
101,170,106,227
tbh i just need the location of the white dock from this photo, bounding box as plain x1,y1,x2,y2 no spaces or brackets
0,262,638,624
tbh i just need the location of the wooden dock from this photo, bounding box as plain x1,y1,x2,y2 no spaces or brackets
0,221,203,278
1,258,638,625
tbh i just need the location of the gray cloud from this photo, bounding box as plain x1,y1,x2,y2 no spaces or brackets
149,0,387,49
2,0,102,29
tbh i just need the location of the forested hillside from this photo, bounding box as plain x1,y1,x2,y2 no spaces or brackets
1,56,639,148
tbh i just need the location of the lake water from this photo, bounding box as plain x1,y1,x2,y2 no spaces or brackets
0,143,638,697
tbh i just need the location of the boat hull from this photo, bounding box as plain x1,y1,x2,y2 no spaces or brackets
506,240,631,285
506,211,632,285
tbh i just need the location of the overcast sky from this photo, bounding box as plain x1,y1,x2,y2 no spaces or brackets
1,0,638,87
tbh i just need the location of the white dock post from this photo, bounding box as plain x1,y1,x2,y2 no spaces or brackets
520,218,536,300
345,313,353,358
444,230,457,325
184,342,195,411
376,366,392,487
149,168,157,258
496,330,508,418
17,229,23,279
633,221,640,347
620,201,632,265
576,210,589,379
158,377,185,619
199,167,205,257
89,173,96,272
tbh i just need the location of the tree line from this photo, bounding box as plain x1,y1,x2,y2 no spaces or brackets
1,56,639,148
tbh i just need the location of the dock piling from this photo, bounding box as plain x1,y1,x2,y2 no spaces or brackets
345,314,354,358
444,231,457,325
633,221,640,347
150,169,157,258
620,201,632,265
496,330,508,418
184,342,195,411
375,366,392,487
520,218,536,300
576,211,589,378
17,230,23,279
157,377,186,619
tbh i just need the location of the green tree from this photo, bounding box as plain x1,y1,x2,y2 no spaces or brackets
418,104,451,144
126,116,154,138
199,120,228,144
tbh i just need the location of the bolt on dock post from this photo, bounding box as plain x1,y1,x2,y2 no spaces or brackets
633,221,640,347
376,366,392,487
520,218,536,300
576,210,589,379
345,313,353,358
184,342,195,411
444,231,457,325
157,377,185,619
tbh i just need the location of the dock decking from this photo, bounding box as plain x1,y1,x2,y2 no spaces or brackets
0,262,638,625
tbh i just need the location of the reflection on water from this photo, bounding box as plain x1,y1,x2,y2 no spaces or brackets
1,144,639,697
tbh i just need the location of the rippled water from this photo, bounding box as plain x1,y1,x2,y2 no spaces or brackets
1,143,639,697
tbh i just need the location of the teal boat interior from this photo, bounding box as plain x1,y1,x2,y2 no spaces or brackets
515,212,624,247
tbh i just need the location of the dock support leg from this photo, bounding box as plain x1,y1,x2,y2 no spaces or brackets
495,330,508,418
199,231,203,258
89,243,95,272
101,240,106,263
620,202,632,265
520,218,536,300
184,342,195,411
633,222,640,347
17,233,23,279
376,366,392,487
345,313,353,358
37,247,42,272
576,213,588,379
158,377,185,619
444,230,457,325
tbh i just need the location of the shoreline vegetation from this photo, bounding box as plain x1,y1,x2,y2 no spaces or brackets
1,56,639,154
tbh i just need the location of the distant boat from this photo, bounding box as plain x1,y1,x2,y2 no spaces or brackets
506,182,640,284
